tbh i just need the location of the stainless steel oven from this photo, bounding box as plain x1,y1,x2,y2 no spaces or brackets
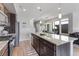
8,35,15,56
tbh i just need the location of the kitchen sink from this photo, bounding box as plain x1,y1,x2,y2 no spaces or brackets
40,33,46,36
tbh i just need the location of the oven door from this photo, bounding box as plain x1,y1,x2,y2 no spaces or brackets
8,36,15,56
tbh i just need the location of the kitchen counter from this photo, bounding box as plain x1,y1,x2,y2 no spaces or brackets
0,33,16,45
0,33,16,56
32,33,78,56
33,33,78,46
0,33,16,37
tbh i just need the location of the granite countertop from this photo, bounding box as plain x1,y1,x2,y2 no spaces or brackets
33,33,78,46
0,33,16,37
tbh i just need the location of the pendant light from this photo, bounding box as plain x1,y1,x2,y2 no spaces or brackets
58,13,62,19
58,4,62,19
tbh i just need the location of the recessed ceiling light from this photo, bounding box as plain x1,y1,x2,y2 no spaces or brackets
40,21,42,24
37,7,41,10
37,7,42,11
58,7,61,10
23,8,26,12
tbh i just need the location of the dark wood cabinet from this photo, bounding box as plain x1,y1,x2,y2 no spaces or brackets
32,33,56,56
8,13,16,33
39,42,47,56
32,34,40,54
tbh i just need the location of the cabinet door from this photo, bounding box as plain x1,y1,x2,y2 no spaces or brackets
0,44,8,56
32,34,40,55
3,49,8,56
39,38,56,56
43,41,56,56
46,46,56,56
9,13,16,33
35,38,40,54
0,4,4,12
0,13,5,23
40,41,47,56
32,34,36,48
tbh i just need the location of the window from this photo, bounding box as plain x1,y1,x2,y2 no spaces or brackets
61,18,69,34
41,18,69,36
54,20,59,34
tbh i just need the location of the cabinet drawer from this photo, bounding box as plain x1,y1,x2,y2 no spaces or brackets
39,43,47,56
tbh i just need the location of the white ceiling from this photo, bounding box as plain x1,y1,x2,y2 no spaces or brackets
14,3,79,21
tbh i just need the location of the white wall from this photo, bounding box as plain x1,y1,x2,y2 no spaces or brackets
72,12,79,32
18,19,35,41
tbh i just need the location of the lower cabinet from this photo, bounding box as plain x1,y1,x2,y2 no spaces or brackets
2,49,8,56
0,44,8,56
32,34,40,54
32,34,56,56
40,42,47,56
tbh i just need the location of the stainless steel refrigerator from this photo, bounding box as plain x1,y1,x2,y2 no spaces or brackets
15,22,20,47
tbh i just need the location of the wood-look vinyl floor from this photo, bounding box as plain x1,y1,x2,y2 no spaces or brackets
12,40,38,56
73,44,79,56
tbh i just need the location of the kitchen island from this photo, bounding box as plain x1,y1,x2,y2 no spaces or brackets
31,33,78,56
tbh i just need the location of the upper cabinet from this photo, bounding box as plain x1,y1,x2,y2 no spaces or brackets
0,3,16,33
0,4,4,12
0,3,9,26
